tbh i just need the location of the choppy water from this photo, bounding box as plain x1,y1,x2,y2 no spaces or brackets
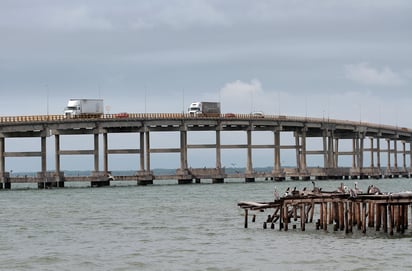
1,178,412,271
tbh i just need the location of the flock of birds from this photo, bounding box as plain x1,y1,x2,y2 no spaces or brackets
274,181,382,201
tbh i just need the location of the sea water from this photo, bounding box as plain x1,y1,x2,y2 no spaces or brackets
1,178,412,271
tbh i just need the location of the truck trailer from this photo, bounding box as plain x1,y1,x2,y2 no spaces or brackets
64,99,104,118
188,102,221,116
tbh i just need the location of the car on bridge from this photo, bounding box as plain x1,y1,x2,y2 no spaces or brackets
251,111,264,118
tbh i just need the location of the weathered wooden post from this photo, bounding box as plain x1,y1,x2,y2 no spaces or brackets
310,202,315,223
244,209,248,228
383,204,388,233
357,202,362,230
301,204,306,231
319,202,324,229
284,205,289,231
368,202,374,228
331,202,336,225
388,205,394,235
376,203,382,231
345,201,349,234
348,202,353,233
339,202,345,231
323,202,328,231
362,202,367,234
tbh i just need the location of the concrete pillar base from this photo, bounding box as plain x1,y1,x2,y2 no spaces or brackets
137,180,153,185
91,180,111,187
90,171,112,187
212,178,224,183
37,172,65,189
136,170,154,185
1,172,10,189
245,177,255,183
178,179,193,184
302,176,311,181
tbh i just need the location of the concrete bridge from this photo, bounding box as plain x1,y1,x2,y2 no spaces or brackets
0,113,411,188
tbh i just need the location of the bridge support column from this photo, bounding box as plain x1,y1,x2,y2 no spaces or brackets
145,130,151,172
55,134,60,177
402,142,406,171
377,138,381,173
323,130,328,168
301,129,307,173
410,142,412,175
352,138,356,169
54,134,64,187
334,138,339,168
401,142,408,178
386,139,391,177
328,133,334,169
359,135,364,178
214,129,224,183
41,135,47,179
272,129,284,181
137,130,154,185
94,133,99,172
245,129,254,182
216,130,222,170
370,138,374,168
178,128,192,184
91,132,110,187
394,139,398,172
103,133,108,174
294,132,301,174
0,137,10,189
139,132,145,171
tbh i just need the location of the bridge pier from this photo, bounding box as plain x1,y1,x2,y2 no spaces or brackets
0,172,11,189
136,170,154,185
176,169,193,184
37,171,65,189
90,171,112,187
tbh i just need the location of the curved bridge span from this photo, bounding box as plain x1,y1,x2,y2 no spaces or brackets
0,113,411,188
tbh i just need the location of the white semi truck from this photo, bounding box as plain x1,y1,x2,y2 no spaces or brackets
64,99,104,118
188,102,221,116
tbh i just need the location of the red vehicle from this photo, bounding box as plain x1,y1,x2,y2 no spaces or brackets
115,112,129,118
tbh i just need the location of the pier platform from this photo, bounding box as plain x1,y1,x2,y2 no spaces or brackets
238,190,412,235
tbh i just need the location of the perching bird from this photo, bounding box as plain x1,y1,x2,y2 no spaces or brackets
274,187,280,201
367,184,381,195
284,187,292,197
336,182,345,193
312,181,322,194
354,181,363,194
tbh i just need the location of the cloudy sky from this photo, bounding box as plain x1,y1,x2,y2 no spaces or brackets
1,1,412,171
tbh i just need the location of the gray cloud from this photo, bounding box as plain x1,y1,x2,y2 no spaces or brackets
1,0,412,170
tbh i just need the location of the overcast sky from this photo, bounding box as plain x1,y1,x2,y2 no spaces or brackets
1,1,412,172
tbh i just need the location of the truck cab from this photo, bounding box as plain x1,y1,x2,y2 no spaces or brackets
64,100,81,117
188,102,202,115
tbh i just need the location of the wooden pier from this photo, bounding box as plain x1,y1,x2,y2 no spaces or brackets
238,189,412,235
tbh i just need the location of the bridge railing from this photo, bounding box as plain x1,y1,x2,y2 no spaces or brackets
0,113,410,134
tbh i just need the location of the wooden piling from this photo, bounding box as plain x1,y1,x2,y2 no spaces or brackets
376,203,381,231
238,191,412,236
344,201,349,234
284,206,289,231
309,202,315,223
301,204,306,231
244,209,248,228
348,202,353,233
383,204,388,233
388,205,393,235
362,202,367,234
323,202,328,231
